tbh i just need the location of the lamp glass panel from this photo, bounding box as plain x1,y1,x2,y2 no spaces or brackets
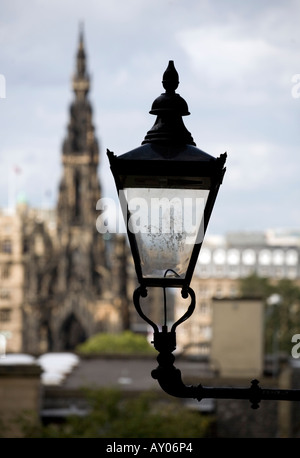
124,187,209,279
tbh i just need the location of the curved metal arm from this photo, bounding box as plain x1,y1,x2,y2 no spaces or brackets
133,286,159,334
171,287,195,333
133,286,196,335
152,352,300,408
134,285,300,407
151,331,300,409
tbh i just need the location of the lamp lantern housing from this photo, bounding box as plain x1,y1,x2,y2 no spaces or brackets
107,61,226,295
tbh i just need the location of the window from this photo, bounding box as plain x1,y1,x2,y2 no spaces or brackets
0,289,10,300
23,238,29,254
227,249,240,265
199,248,211,264
1,239,12,254
74,171,81,219
200,301,209,314
0,308,11,322
258,266,270,277
198,285,209,298
215,284,223,298
274,267,284,278
242,249,256,265
287,268,297,279
213,249,226,265
230,284,238,297
259,249,271,265
228,264,239,278
286,249,298,266
199,325,211,339
1,264,10,279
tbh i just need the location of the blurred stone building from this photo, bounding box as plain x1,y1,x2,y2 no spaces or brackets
175,229,300,355
0,30,130,354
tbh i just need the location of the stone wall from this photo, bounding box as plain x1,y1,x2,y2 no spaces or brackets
0,363,43,437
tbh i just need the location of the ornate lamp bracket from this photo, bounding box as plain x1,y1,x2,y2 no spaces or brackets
133,286,300,409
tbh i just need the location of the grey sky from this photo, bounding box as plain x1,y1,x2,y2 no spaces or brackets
0,0,299,235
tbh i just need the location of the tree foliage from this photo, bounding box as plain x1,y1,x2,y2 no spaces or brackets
76,330,156,355
239,273,274,298
238,274,300,353
19,388,214,438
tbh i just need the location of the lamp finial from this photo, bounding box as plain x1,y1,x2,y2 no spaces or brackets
162,60,179,93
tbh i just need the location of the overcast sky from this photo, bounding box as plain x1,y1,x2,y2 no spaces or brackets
0,0,300,235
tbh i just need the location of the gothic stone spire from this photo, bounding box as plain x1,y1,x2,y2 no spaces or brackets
62,25,99,160
58,26,101,229
72,24,90,99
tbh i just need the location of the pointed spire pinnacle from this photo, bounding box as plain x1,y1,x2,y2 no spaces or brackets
72,22,90,99
77,21,85,74
79,21,84,45
64,27,99,161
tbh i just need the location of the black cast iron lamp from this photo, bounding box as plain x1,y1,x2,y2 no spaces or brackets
107,61,300,408
107,61,226,292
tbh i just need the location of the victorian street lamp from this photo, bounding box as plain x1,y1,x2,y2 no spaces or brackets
108,61,226,291
107,61,300,408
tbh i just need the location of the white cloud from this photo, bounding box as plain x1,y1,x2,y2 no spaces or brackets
179,27,274,79
178,29,292,108
212,140,299,192
225,142,276,190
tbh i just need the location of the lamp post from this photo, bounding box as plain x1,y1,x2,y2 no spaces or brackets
107,61,300,408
